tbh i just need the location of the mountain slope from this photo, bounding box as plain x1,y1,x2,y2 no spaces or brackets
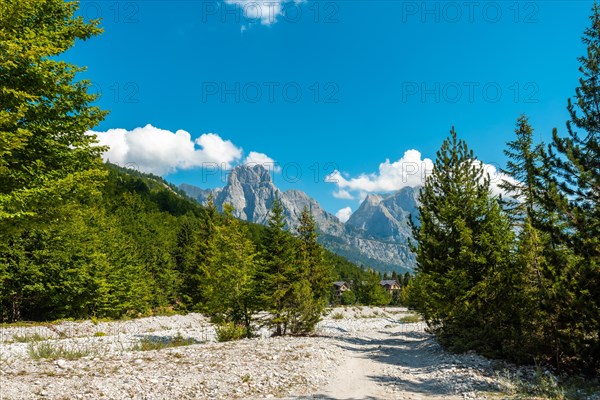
180,165,418,272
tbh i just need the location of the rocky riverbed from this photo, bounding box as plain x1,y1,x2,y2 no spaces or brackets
0,307,597,399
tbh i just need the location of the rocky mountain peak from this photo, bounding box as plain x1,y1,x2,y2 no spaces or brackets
179,169,419,272
364,194,383,206
228,164,273,186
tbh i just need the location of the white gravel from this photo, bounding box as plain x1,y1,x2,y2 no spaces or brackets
0,307,597,399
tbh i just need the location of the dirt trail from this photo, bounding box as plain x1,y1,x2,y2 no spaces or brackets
318,333,388,399
305,311,490,400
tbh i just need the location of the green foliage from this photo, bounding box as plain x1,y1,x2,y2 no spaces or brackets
541,2,600,373
331,311,344,320
410,5,600,373
215,322,247,342
0,0,108,222
28,341,96,361
340,290,356,305
256,197,296,335
398,314,421,324
410,127,516,357
203,205,258,338
288,207,334,335
353,269,391,306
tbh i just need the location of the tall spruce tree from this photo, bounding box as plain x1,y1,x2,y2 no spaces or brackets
545,2,600,372
410,127,515,354
499,115,546,222
204,204,258,337
258,197,296,335
498,116,559,362
289,206,332,335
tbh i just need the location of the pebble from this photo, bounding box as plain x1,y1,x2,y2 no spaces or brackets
0,308,597,400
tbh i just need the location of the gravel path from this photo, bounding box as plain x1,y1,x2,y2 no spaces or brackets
0,307,592,399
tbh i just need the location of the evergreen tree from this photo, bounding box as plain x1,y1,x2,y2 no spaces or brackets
174,195,219,309
204,204,258,337
499,115,546,222
297,207,332,302
257,197,296,335
289,206,333,335
410,127,515,354
544,3,600,371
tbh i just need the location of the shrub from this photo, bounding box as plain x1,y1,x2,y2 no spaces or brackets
340,290,356,305
215,322,246,342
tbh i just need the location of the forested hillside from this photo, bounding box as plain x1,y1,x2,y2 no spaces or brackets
0,0,380,333
0,163,380,323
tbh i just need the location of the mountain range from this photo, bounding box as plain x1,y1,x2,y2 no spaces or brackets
180,164,419,272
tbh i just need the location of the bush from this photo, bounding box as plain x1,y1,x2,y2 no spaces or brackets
340,290,356,305
215,322,246,342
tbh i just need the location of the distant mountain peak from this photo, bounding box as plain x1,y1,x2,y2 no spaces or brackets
179,171,419,272
228,164,273,186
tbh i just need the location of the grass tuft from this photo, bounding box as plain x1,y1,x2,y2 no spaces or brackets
331,312,344,320
398,314,421,323
28,342,95,361
132,333,196,351
12,332,50,343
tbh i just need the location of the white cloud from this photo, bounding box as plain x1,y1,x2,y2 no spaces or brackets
326,149,516,200
89,124,243,175
225,0,298,25
332,189,354,200
244,151,281,172
473,160,520,198
326,150,434,193
335,206,353,223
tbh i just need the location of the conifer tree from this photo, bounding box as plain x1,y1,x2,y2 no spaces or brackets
411,127,515,353
258,197,296,335
297,207,332,302
205,204,258,337
499,115,546,222
288,206,333,335
544,2,600,371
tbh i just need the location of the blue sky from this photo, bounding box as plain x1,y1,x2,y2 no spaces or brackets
68,0,595,219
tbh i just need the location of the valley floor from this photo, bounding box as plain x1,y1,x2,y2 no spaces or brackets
0,308,595,400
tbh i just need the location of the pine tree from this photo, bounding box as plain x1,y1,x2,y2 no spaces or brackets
499,115,546,222
297,207,332,302
289,206,333,335
544,2,600,371
204,204,258,337
411,127,515,354
257,197,296,335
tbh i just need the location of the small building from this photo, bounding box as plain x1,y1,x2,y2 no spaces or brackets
333,281,350,301
380,279,401,294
